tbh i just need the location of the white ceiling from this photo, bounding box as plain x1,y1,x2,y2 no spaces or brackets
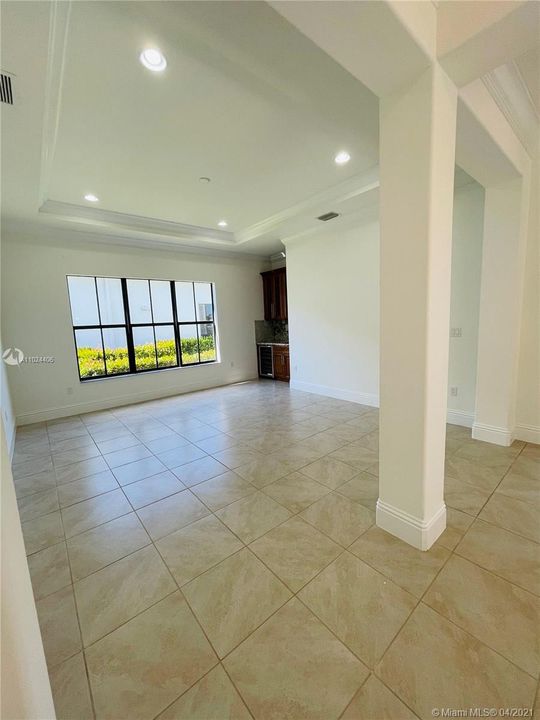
1,1,536,257
1,0,381,255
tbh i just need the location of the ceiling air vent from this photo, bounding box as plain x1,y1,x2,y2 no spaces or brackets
0,73,14,105
317,211,339,222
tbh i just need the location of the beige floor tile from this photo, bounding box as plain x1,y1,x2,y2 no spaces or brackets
497,469,540,506
67,512,150,580
27,541,71,600
22,510,64,555
336,472,379,510
349,526,450,597
435,507,474,551
235,456,291,488
342,675,419,720
61,488,132,538
268,444,326,471
211,446,261,470
300,492,374,547
190,471,255,511
156,444,207,469
112,455,167,485
157,515,243,586
183,548,291,657
103,443,152,468
122,470,184,509
143,433,191,455
137,489,210,541
52,444,100,468
12,454,54,480
224,598,368,720
250,516,341,592
17,488,59,522
425,555,540,677
445,455,507,492
342,415,379,434
86,592,217,720
444,475,491,515
479,492,540,542
14,468,57,499
96,433,140,455
511,454,539,479
174,456,229,487
456,519,540,595
57,469,118,508
377,603,536,718
157,664,251,720
74,545,176,645
329,444,378,471
36,585,81,668
298,431,350,455
300,456,359,490
55,456,109,485
49,652,93,720
263,471,330,513
215,491,291,543
195,433,239,454
300,552,416,667
455,440,521,466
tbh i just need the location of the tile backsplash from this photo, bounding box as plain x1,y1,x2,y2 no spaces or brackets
255,320,289,343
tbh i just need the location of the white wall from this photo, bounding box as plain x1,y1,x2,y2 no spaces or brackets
286,215,380,405
287,183,485,420
1,344,16,456
1,230,266,424
447,182,484,425
1,419,56,719
516,154,540,442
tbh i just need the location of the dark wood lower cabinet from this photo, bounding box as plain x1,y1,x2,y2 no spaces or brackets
273,347,290,381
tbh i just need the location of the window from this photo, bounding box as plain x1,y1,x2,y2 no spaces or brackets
67,275,217,380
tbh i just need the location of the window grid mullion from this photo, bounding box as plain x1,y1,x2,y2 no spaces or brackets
70,276,216,380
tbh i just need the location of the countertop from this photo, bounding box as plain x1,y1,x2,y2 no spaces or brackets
257,342,289,346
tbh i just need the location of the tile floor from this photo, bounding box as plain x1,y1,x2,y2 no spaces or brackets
12,380,540,720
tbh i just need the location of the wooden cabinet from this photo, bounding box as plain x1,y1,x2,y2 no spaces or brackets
272,346,290,382
261,268,287,321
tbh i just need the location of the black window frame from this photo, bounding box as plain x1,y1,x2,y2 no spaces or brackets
67,275,218,382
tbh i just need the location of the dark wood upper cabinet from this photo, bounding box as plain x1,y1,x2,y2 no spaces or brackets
261,268,288,321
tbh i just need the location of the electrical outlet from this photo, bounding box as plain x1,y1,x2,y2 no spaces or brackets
450,328,462,338
450,386,458,397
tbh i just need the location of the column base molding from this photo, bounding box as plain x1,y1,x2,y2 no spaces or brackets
472,422,513,446
376,500,446,551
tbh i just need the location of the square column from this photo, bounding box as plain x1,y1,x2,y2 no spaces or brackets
378,64,457,550
473,175,530,446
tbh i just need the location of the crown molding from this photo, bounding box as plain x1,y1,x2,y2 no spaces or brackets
39,0,71,207
2,217,268,261
236,166,380,244
39,199,235,245
483,62,539,158
281,201,379,246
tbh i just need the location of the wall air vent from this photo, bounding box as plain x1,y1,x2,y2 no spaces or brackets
0,74,14,105
317,211,339,222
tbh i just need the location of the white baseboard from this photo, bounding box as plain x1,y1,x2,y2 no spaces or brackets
376,499,446,551
472,422,513,446
16,374,258,426
289,379,379,408
514,424,540,444
446,409,474,428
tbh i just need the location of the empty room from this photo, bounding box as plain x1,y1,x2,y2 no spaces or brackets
1,1,539,719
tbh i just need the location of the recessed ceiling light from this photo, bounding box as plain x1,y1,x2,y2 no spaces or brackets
139,48,167,72
218,220,228,228
334,151,351,165
84,193,99,202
